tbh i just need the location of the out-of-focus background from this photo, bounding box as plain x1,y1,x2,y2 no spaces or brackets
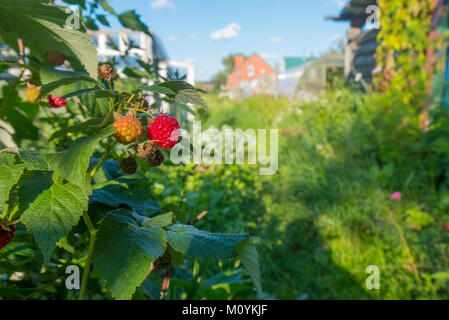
2,0,449,300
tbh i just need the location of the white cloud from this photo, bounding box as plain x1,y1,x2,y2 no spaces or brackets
270,36,284,43
151,0,175,10
168,35,177,41
210,23,241,40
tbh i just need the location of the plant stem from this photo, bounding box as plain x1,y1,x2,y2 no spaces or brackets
80,141,115,299
90,141,115,177
79,211,97,300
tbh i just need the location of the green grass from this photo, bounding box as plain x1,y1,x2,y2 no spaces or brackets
148,89,449,299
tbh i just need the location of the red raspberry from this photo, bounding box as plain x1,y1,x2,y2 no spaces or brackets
147,115,180,149
48,95,67,108
113,115,143,145
0,225,16,250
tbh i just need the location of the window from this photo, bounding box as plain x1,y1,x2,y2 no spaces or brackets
247,65,255,77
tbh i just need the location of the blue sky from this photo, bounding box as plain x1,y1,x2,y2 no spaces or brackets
106,0,349,81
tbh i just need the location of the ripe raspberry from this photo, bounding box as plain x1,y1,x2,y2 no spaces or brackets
25,83,41,103
135,141,156,159
147,115,180,149
48,95,67,108
46,51,66,66
113,115,143,145
153,250,172,270
119,155,138,174
98,64,117,82
0,225,16,251
146,149,164,167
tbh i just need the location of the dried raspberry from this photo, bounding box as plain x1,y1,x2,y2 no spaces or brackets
135,141,156,159
113,115,143,145
153,250,171,270
46,51,66,66
119,155,138,174
48,95,67,108
25,83,41,103
146,149,164,167
0,225,16,251
98,64,117,82
147,114,180,149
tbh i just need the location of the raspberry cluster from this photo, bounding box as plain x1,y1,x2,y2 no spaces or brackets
147,114,180,149
0,225,16,251
48,95,67,108
113,115,143,145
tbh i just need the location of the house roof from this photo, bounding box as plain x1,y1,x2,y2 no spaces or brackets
232,53,273,74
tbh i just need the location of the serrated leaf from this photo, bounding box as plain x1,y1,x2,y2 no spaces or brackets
60,88,103,100
21,181,89,261
166,224,248,259
0,0,98,78
93,209,167,300
39,75,102,98
53,126,115,186
157,81,208,108
141,84,175,95
237,239,262,296
48,118,103,142
117,10,150,37
17,151,52,171
142,212,174,227
0,153,25,214
90,176,161,215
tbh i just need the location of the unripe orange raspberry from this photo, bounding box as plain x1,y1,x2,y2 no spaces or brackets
25,83,41,103
113,115,143,145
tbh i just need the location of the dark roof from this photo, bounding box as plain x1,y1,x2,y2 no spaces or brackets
326,0,377,21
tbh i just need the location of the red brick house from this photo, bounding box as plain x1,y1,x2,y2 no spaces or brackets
228,53,274,88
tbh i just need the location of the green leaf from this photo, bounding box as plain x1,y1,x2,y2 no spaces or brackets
39,75,102,98
0,0,98,78
53,126,115,186
6,107,39,141
157,81,208,108
141,84,175,95
100,0,116,15
0,153,25,214
93,209,167,300
90,176,161,215
60,88,103,100
166,224,248,259
21,180,89,261
17,151,52,171
237,239,262,296
117,11,151,37
142,212,174,227
96,14,110,27
48,118,103,142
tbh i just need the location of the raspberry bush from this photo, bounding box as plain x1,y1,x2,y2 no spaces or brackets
0,0,260,300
